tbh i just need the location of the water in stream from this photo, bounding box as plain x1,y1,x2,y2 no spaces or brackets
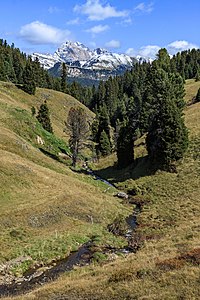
0,171,141,298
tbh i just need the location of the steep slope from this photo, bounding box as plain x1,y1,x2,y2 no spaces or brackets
6,79,200,300
0,82,130,284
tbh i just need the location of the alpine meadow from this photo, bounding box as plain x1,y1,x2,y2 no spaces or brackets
0,1,200,298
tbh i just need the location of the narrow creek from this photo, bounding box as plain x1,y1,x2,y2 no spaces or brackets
0,170,141,298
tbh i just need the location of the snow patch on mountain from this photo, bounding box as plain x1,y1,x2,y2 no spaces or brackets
32,41,136,70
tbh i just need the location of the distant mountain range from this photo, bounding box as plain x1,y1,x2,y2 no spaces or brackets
32,41,141,84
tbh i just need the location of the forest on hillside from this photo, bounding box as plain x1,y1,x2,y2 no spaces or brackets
1,39,200,170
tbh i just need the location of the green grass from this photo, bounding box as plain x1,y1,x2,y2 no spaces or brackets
0,82,130,278
1,79,200,300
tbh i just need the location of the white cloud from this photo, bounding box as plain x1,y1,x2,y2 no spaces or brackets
105,40,121,49
66,18,80,25
48,6,63,14
126,40,199,60
19,21,71,45
86,24,109,34
138,45,160,57
74,0,128,21
167,40,198,54
126,48,136,57
134,2,154,14
126,45,160,59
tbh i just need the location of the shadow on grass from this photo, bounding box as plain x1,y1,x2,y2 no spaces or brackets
94,155,157,184
38,148,64,163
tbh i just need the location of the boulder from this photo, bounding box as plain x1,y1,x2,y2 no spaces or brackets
116,192,128,199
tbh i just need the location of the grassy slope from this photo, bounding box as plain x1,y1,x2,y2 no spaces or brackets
1,81,200,300
0,82,131,276
6,79,200,300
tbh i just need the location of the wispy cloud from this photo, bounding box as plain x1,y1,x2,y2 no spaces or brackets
74,0,128,21
117,17,133,26
134,2,154,14
66,18,80,25
48,6,63,14
86,24,109,34
105,40,121,49
19,21,71,45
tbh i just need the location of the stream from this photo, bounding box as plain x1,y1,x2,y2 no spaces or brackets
0,169,141,298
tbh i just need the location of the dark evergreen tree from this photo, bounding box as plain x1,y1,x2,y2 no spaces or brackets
36,101,53,133
61,63,68,93
195,69,200,82
66,107,89,167
22,61,36,95
117,125,134,168
99,130,111,156
146,68,188,170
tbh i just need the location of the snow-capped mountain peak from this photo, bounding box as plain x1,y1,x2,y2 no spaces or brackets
32,41,136,70
32,41,138,83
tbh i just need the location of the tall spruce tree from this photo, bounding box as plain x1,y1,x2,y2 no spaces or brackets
99,130,111,156
36,101,53,133
117,125,134,168
22,61,36,95
61,63,68,93
66,107,89,167
146,68,188,170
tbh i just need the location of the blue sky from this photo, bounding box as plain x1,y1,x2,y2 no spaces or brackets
0,0,199,58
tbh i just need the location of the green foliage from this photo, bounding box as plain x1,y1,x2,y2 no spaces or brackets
36,101,53,133
0,39,63,92
195,69,200,82
146,68,189,169
99,130,111,156
31,106,36,116
117,125,134,168
66,107,89,167
155,48,171,72
21,61,36,95
61,62,68,93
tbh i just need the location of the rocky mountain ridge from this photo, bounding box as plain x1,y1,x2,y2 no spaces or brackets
32,41,137,83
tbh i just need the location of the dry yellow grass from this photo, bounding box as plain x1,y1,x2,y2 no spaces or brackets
184,79,200,103
0,82,129,272
1,79,200,299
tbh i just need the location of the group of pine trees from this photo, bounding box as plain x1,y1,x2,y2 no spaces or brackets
1,39,198,170
90,48,190,170
0,39,62,94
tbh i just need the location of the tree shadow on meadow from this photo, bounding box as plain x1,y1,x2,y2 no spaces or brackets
94,155,157,184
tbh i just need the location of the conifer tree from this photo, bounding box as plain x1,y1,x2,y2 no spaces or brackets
61,63,68,93
99,130,111,156
195,70,200,82
117,125,134,168
22,61,36,95
36,101,53,133
146,68,188,170
66,107,89,167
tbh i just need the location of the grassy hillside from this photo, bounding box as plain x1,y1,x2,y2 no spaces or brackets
185,79,200,103
0,82,131,280
1,79,200,299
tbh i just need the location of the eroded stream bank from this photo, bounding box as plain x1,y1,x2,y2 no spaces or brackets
0,172,142,298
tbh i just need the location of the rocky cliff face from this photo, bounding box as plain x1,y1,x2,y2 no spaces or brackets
32,41,137,84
